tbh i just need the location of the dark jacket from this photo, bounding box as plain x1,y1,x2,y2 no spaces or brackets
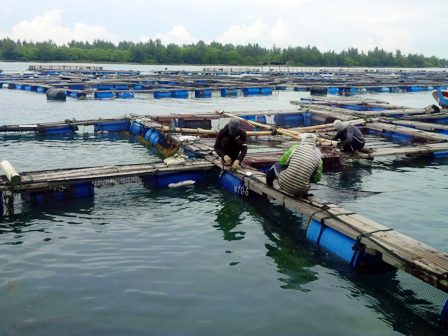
214,124,248,162
334,124,365,147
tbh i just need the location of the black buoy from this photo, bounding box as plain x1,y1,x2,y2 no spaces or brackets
46,88,66,101
310,86,328,96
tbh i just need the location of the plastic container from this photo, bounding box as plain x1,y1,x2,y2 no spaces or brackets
172,90,189,98
143,171,207,188
242,88,260,95
221,88,238,97
154,91,173,98
218,172,249,196
21,182,94,204
130,121,149,136
46,88,67,101
68,85,85,90
274,113,304,127
94,92,114,99
95,121,130,132
98,84,113,90
195,89,212,98
116,92,134,99
260,87,272,95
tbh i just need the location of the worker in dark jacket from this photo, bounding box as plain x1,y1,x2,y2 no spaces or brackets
214,118,247,170
333,120,365,153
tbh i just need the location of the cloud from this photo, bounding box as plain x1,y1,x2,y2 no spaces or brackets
141,26,199,45
1,9,117,45
214,19,299,47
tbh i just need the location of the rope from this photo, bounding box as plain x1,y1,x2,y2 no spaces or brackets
148,161,160,172
356,228,394,242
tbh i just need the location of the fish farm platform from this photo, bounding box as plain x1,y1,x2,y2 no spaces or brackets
2,95,448,325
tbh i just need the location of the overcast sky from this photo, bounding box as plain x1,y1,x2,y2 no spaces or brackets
0,0,447,58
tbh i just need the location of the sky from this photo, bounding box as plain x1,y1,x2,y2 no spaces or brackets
0,0,447,58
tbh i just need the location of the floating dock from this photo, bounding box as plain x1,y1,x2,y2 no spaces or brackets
1,65,447,100
2,97,448,325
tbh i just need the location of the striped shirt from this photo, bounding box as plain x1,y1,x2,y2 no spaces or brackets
278,142,321,196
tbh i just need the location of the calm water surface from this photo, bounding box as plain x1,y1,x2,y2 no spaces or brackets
0,62,447,335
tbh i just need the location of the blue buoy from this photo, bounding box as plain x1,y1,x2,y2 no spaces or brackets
172,90,189,98
94,92,114,99
242,88,260,95
221,88,238,97
95,121,130,133
195,89,212,98
21,182,94,204
143,171,207,188
116,92,134,99
154,91,173,98
130,121,149,136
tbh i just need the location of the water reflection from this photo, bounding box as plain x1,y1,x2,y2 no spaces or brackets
213,196,246,241
313,161,377,204
242,193,447,335
0,197,95,245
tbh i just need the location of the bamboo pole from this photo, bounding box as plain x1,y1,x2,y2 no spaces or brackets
289,118,381,133
218,111,337,146
160,125,273,136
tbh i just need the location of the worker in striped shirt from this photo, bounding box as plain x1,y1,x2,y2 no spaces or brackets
266,133,323,197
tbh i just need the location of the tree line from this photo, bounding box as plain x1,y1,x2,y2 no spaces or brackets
0,37,447,68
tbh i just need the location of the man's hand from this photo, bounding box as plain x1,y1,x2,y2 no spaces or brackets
231,159,240,170
223,155,231,163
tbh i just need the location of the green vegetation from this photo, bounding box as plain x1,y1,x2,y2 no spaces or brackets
1,38,447,68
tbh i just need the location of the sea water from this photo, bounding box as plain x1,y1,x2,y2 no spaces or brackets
0,62,447,335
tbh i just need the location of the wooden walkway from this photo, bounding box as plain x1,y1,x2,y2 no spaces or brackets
0,160,215,192
172,137,448,293
230,166,448,292
1,125,448,297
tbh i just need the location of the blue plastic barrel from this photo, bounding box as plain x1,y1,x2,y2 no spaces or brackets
143,171,207,188
115,85,129,90
98,84,113,90
154,91,173,98
130,121,149,136
218,172,249,196
260,87,272,95
144,129,155,141
94,92,114,99
21,182,94,204
221,88,238,97
195,89,212,98
43,126,76,135
95,121,130,132
149,131,161,145
116,92,134,99
69,85,85,90
242,88,260,95
274,114,304,127
306,220,359,264
434,151,448,158
172,90,188,98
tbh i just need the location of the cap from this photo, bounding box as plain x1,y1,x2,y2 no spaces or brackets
228,118,240,136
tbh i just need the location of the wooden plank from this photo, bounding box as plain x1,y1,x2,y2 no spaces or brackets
352,143,448,159
365,122,448,142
